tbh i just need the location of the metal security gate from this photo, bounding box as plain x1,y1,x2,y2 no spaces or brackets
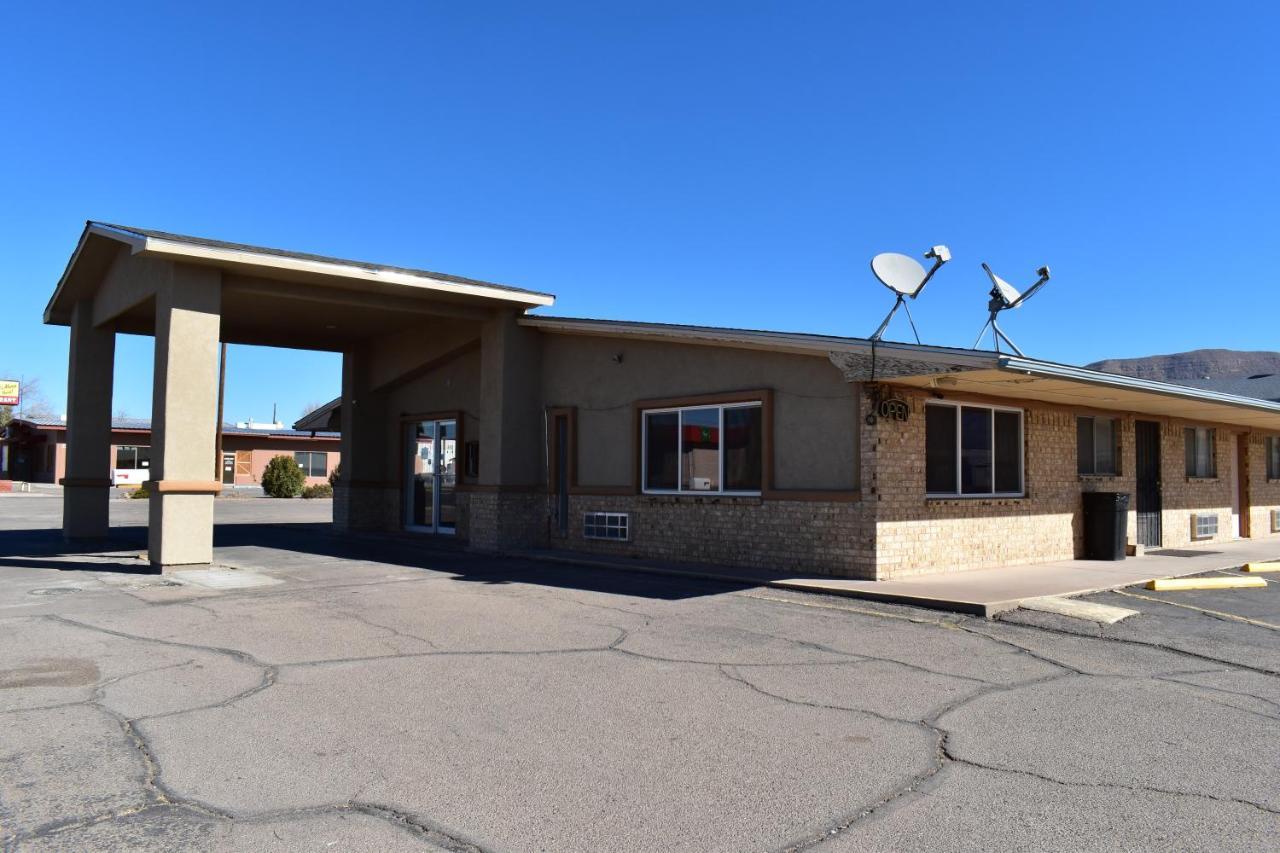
1134,420,1162,547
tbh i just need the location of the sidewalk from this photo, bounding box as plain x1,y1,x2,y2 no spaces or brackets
518,539,1280,617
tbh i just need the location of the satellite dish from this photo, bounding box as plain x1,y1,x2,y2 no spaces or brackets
872,253,929,297
972,263,1053,355
868,245,950,343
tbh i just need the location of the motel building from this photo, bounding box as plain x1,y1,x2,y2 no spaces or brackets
44,222,1280,575
0,415,338,489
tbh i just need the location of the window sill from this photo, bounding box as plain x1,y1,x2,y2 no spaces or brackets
926,494,1027,505
1186,477,1220,484
1078,474,1121,481
643,493,763,505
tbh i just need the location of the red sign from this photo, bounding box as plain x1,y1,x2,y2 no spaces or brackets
0,379,18,407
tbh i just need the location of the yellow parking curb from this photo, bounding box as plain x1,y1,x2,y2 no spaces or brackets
1146,576,1267,591
1242,562,1280,573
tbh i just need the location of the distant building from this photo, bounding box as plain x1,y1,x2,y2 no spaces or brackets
1,416,339,487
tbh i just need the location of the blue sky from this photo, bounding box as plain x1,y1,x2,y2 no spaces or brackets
2,2,1277,420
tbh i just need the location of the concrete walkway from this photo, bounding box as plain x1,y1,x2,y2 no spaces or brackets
521,539,1280,616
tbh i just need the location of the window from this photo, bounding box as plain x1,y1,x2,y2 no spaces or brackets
641,402,763,494
1077,416,1119,475
295,451,327,477
1192,513,1218,540
1184,427,1216,478
1268,437,1280,480
584,511,629,541
114,445,151,470
925,403,1023,496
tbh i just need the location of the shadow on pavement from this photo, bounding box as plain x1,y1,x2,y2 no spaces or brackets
0,522,747,600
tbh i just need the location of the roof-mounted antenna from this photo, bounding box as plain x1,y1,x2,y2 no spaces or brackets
868,245,951,343
971,263,1052,356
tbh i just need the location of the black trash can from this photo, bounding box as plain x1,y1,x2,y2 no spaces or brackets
1082,492,1130,560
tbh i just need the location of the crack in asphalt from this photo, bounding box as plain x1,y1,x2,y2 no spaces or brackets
8,552,1280,852
943,751,1280,817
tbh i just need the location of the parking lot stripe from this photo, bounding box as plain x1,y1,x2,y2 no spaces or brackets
1113,590,1280,631
1146,576,1267,591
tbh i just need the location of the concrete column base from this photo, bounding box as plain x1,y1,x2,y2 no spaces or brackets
62,480,113,539
149,493,215,567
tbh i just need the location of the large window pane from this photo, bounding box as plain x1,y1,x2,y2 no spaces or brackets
680,407,720,491
1076,417,1094,475
644,412,679,490
724,405,762,491
993,410,1021,493
960,407,993,494
135,445,151,469
925,406,957,493
115,446,136,469
1095,418,1115,475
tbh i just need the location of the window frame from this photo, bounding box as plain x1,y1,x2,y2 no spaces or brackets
925,401,1025,499
1184,426,1217,478
1077,415,1120,476
294,450,327,478
1267,436,1280,481
640,400,764,496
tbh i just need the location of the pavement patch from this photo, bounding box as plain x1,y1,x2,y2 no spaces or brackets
1019,595,1138,624
168,568,283,590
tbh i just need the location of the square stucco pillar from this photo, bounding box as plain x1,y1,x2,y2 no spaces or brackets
470,310,544,550
333,344,394,530
148,265,222,568
62,300,116,539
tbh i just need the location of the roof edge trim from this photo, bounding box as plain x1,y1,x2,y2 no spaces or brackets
999,356,1280,415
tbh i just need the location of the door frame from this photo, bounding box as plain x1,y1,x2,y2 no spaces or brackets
1236,432,1251,538
401,413,461,535
1134,419,1163,547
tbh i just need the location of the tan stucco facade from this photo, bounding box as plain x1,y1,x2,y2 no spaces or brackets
44,222,1280,578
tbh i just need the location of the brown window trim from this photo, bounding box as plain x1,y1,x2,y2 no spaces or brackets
547,407,577,495
632,388,775,496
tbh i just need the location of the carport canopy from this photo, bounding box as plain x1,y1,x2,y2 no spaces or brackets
45,221,556,568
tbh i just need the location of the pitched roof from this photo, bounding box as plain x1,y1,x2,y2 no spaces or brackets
1170,375,1280,403
13,415,338,440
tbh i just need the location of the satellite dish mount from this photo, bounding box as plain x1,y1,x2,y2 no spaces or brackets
869,245,951,343
971,263,1052,356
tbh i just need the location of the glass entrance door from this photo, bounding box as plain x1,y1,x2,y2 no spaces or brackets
405,419,457,534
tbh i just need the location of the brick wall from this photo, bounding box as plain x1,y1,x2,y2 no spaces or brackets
866,385,1280,578
540,493,875,578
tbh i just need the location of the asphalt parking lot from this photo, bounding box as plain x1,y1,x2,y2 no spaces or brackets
1,495,1277,851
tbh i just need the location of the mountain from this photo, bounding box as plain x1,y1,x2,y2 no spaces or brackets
1085,349,1280,382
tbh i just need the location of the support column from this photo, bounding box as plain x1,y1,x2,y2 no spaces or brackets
148,265,222,567
333,344,393,530
62,300,116,539
471,310,544,550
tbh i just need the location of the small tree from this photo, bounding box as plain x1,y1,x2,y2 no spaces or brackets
261,454,305,498
328,462,341,488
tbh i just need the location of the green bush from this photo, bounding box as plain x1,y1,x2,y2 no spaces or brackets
129,484,150,499
261,454,305,498
301,483,333,499
328,462,341,488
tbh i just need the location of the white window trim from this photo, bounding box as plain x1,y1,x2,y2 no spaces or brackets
1078,415,1119,476
925,401,1025,499
641,401,763,496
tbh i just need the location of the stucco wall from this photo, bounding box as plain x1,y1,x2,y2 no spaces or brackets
539,335,860,491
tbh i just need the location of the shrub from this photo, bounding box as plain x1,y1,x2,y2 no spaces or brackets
328,462,341,488
129,484,150,499
301,483,333,499
261,455,305,498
